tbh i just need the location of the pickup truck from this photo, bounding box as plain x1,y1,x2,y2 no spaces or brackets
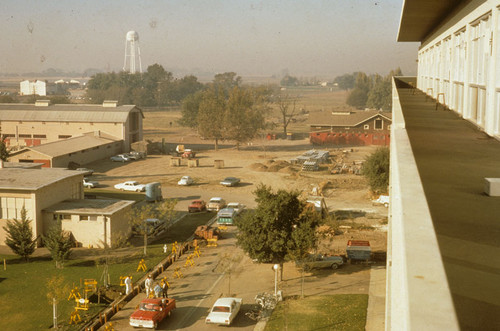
129,298,176,329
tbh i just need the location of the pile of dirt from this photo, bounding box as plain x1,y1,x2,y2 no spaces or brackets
267,160,290,172
249,163,268,172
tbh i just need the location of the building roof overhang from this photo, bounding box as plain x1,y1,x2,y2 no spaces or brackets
397,0,466,42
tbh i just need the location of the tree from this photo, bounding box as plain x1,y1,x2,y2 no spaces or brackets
0,136,9,161
197,87,227,150
43,221,73,268
46,275,70,330
237,185,320,280
333,73,356,90
280,75,299,87
224,86,268,149
130,204,155,256
275,93,299,136
362,147,390,194
180,91,204,128
2,206,36,261
129,199,178,255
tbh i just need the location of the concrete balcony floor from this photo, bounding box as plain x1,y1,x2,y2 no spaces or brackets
396,81,500,330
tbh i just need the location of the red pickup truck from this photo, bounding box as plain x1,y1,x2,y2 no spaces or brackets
129,298,176,329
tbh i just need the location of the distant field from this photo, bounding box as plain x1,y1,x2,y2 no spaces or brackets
142,87,351,140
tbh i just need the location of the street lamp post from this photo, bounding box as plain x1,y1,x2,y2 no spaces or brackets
273,264,279,297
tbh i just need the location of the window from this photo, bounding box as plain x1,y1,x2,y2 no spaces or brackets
364,124,369,129
80,215,90,221
58,135,71,139
33,134,46,138
374,119,383,130
19,134,31,138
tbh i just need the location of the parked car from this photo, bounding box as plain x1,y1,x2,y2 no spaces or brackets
205,297,242,326
129,151,146,159
114,181,146,192
226,202,245,215
372,195,389,208
188,200,207,213
76,168,94,176
296,254,344,271
129,298,176,329
83,177,99,188
216,208,237,225
110,154,132,162
207,197,226,211
220,177,240,187
178,176,194,186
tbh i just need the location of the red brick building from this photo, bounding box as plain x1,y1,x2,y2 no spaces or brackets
309,110,391,146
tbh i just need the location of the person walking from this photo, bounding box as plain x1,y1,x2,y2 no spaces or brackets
124,276,132,295
145,274,154,297
161,281,168,298
154,283,162,298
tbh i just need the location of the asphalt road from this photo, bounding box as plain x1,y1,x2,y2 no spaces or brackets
102,227,373,331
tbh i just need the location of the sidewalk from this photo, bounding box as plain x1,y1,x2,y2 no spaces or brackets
365,265,386,331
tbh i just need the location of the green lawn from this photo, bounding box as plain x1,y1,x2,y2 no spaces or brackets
265,294,368,331
0,211,214,330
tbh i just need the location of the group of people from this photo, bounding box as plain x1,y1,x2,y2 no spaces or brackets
145,274,168,298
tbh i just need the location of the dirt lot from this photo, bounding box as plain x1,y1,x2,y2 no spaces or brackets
85,111,388,257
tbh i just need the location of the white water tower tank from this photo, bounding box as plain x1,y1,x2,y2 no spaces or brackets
123,31,142,73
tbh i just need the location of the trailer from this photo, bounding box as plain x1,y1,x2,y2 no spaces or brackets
346,240,371,261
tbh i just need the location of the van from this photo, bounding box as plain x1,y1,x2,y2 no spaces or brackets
145,182,162,202
217,208,237,225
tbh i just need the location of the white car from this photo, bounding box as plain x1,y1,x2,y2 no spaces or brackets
110,154,132,162
83,178,99,188
226,202,245,215
372,195,389,208
207,197,226,211
205,297,242,326
178,176,194,186
114,181,146,192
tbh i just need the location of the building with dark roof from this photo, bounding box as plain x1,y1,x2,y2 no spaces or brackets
308,110,391,146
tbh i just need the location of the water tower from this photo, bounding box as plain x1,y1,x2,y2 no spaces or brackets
123,31,142,74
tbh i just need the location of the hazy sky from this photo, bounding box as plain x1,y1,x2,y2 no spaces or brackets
1,0,419,78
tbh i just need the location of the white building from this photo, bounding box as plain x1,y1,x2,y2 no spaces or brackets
389,1,500,330
20,80,46,96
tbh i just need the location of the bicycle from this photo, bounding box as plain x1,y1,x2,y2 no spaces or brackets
245,309,262,321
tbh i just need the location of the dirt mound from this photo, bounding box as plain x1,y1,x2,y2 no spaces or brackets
278,166,297,174
267,160,291,172
249,163,268,172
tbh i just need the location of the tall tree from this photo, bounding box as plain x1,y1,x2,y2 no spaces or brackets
43,221,73,268
180,91,204,128
224,87,267,149
275,93,299,136
2,206,36,261
237,185,320,280
362,147,390,194
333,73,356,90
197,87,227,150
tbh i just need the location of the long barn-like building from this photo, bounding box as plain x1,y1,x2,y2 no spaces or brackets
0,100,143,151
0,100,143,167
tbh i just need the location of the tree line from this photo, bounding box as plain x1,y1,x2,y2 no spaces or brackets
334,68,403,111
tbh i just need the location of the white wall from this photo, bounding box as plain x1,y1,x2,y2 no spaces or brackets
416,0,500,137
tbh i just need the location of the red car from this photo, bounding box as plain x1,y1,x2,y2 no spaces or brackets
188,200,207,213
129,298,176,329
